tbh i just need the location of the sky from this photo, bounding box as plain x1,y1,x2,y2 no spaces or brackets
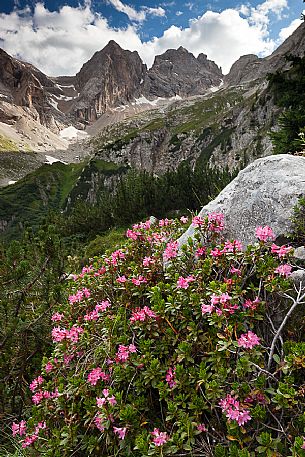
0,0,303,76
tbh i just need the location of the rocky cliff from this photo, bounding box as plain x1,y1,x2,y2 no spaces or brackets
142,47,223,98
72,41,147,124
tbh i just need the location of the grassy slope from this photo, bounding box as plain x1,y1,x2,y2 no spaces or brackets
0,159,125,240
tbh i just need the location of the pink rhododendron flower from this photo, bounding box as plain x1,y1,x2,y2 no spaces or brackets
51,312,63,322
208,212,224,232
45,361,54,373
94,415,105,432
219,394,251,426
66,325,83,343
51,327,67,342
126,229,140,240
87,367,110,386
242,298,260,310
180,216,188,223
201,303,214,314
113,426,127,440
151,428,169,446
302,437,305,450
210,248,223,257
96,397,107,407
197,423,207,432
12,420,27,437
223,240,243,252
29,376,44,392
237,331,260,349
255,225,275,242
176,275,195,289
163,241,178,260
230,266,241,276
166,367,176,388
195,246,206,257
275,264,292,277
131,275,148,286
130,306,157,323
143,256,155,267
117,275,127,283
22,434,38,448
192,215,205,227
271,244,292,257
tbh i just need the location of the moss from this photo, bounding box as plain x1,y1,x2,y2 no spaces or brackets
196,127,235,167
0,134,18,152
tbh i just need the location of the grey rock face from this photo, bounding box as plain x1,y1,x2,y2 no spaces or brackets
293,246,305,261
224,22,305,86
178,154,305,247
143,47,223,98
73,41,147,123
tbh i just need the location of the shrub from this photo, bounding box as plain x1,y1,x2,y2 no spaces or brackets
12,215,305,456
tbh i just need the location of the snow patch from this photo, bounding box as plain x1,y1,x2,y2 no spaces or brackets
132,94,182,107
59,126,88,140
8,180,16,185
45,155,67,165
209,79,224,93
114,105,127,112
49,97,60,111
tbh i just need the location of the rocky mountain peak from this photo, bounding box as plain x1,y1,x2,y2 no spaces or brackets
143,47,223,98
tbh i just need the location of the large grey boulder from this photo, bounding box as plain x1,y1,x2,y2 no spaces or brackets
179,154,305,247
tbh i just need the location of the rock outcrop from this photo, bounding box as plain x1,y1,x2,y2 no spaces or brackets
178,154,305,247
72,41,147,123
143,47,223,98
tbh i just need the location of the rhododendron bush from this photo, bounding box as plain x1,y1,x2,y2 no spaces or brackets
13,215,305,456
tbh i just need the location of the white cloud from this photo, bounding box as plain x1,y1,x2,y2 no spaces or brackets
0,0,299,77
278,16,303,42
143,6,166,17
107,1,165,22
176,11,183,16
107,0,145,22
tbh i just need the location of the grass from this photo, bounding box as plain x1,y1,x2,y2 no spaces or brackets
0,158,128,240
0,134,19,152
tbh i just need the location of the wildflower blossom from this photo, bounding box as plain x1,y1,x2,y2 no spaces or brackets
201,303,214,314
87,367,110,386
237,331,260,349
197,424,207,432
275,264,292,277
208,212,224,232
163,241,178,261
255,226,275,242
151,428,169,446
219,394,251,427
176,275,195,289
29,376,44,392
130,306,157,323
12,420,27,437
94,415,105,432
192,215,205,227
113,427,127,440
51,312,63,322
117,275,127,283
271,244,292,257
180,216,188,223
166,367,176,388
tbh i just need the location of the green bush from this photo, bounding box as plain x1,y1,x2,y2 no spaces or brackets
11,215,305,456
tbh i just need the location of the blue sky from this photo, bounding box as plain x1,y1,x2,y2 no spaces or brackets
0,0,303,75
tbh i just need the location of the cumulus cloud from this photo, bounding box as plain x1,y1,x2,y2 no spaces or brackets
0,0,300,76
278,16,303,42
107,0,145,22
107,0,165,22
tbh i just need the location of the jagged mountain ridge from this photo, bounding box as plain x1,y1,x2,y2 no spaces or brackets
0,22,304,190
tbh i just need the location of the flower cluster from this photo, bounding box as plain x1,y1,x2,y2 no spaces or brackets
237,331,261,349
130,306,157,323
87,367,110,386
219,395,251,426
151,428,169,446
